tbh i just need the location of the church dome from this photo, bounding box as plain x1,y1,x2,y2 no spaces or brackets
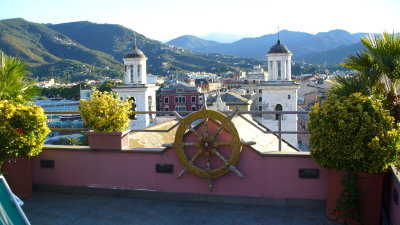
123,45,146,59
267,40,291,54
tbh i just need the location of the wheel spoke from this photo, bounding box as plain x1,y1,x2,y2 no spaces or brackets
211,149,230,165
177,168,187,179
211,149,245,178
212,126,224,139
214,142,232,147
189,148,203,164
184,142,197,147
206,157,213,191
186,125,203,139
177,148,203,179
203,118,209,137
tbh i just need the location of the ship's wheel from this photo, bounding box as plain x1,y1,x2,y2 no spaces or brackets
164,107,255,191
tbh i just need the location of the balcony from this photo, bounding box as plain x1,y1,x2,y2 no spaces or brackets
3,110,400,225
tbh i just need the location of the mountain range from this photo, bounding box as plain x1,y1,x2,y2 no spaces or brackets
166,29,368,64
0,18,368,82
0,18,260,82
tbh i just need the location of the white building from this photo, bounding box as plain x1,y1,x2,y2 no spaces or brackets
112,42,157,130
79,89,94,101
258,40,300,147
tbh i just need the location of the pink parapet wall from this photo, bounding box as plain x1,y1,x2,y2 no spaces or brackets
32,147,327,200
389,170,400,225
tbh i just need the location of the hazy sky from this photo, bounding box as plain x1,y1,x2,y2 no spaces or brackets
1,0,399,42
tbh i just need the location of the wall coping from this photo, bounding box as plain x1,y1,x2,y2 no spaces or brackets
42,145,312,157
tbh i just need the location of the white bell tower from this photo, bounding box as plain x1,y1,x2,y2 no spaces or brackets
258,39,300,148
267,40,292,81
113,36,157,130
123,38,147,85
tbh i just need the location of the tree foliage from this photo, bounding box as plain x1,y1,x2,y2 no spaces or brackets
308,93,399,173
338,32,400,121
0,100,50,169
0,52,37,102
79,90,132,132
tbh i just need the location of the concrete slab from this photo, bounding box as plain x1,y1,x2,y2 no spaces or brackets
23,192,340,225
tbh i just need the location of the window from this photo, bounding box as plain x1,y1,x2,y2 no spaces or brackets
148,96,153,108
288,95,291,99
275,104,283,120
164,106,169,111
259,106,262,111
246,90,249,93
259,97,262,102
259,89,262,93
175,106,186,111
175,96,186,103
164,97,169,104
191,96,196,103
130,65,134,83
177,88,183,92
138,65,142,83
192,106,196,111
129,97,137,120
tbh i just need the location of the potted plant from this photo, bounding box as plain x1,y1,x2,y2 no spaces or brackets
0,100,50,197
79,90,133,150
308,93,400,225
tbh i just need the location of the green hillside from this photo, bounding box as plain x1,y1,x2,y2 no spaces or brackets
0,18,261,82
0,18,119,67
49,21,261,75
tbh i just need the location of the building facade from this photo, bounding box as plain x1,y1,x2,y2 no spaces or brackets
160,82,202,112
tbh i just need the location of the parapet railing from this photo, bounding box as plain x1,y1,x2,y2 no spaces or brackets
44,110,309,151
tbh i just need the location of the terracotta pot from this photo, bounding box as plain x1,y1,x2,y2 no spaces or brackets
1,157,33,198
326,169,384,225
87,130,130,150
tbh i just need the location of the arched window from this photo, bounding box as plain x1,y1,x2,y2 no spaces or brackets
275,104,283,120
148,96,153,109
129,97,137,120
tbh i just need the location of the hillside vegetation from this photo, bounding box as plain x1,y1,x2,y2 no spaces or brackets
0,18,261,82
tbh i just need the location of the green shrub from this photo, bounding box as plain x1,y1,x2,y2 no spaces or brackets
0,100,50,168
308,93,400,173
79,90,132,132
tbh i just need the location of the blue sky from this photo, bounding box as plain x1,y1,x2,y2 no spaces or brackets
1,0,399,42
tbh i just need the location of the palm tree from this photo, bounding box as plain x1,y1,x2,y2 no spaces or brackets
338,32,400,121
0,52,37,102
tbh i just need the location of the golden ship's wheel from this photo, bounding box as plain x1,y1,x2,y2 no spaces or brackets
164,107,255,191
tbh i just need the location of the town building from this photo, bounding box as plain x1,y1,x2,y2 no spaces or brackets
195,78,220,93
160,82,202,112
207,92,252,111
246,65,268,80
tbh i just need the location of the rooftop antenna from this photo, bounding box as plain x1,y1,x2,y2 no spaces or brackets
277,26,280,44
133,32,137,49
278,26,280,40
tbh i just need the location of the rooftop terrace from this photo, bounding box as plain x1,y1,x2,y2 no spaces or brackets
24,191,340,225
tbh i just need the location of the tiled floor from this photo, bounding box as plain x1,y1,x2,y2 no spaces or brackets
23,192,340,225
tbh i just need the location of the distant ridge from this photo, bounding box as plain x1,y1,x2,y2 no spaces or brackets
0,18,261,81
167,29,368,64
166,35,221,50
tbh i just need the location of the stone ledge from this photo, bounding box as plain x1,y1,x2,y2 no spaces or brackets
43,145,311,157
